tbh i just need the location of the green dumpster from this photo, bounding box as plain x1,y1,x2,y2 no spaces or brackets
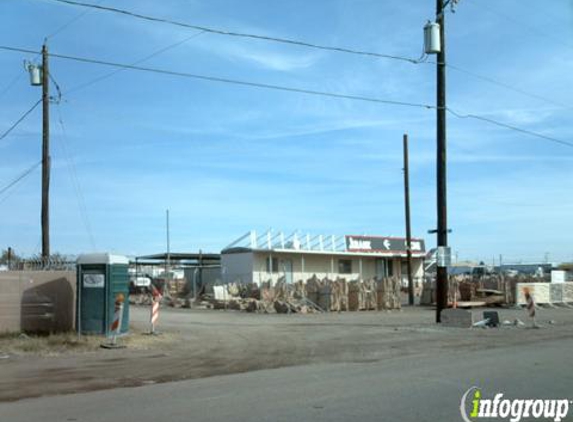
76,253,130,335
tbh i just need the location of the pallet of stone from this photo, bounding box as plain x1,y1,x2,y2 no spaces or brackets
273,300,292,314
244,298,262,313
458,281,475,301
299,296,324,313
273,299,319,314
293,280,306,300
305,276,320,307
363,278,377,310
347,280,361,311
260,286,276,303
317,279,333,311
376,278,390,310
240,283,261,300
331,278,349,312
390,277,402,310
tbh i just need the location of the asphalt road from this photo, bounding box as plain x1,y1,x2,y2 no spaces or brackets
2,336,572,422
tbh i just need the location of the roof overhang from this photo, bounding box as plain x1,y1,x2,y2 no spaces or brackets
222,248,425,259
135,252,221,263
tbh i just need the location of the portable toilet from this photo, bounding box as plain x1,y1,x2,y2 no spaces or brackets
76,253,130,335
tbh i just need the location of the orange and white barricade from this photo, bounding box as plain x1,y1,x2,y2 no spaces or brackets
102,293,125,349
150,287,162,334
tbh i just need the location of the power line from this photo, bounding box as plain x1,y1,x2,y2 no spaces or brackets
0,99,42,142
1,45,572,150
446,63,572,109
66,29,206,95
55,105,96,250
14,2,573,111
0,0,100,101
43,0,422,64
0,52,41,101
0,46,431,109
0,160,42,197
46,0,105,40
49,49,573,150
446,108,573,149
42,0,571,109
0,72,25,100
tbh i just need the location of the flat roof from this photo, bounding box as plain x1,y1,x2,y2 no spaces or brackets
225,230,425,256
77,253,129,265
222,247,425,259
135,252,220,262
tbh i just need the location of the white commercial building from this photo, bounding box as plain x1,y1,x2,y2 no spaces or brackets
221,230,426,288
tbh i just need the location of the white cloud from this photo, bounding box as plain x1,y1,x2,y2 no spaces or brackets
236,48,322,71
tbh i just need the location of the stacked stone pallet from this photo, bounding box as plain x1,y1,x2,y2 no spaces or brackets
305,276,321,308
347,280,362,311
376,278,389,310
458,281,475,301
375,277,401,310
293,280,306,300
331,278,349,312
204,275,406,313
317,279,332,312
363,278,377,310
420,276,462,305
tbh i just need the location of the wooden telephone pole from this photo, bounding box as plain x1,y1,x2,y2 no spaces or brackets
41,44,51,264
435,0,449,322
403,134,414,306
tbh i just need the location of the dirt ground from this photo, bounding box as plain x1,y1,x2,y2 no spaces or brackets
1,304,572,402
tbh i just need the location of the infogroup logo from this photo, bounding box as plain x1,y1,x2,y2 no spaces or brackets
460,387,571,422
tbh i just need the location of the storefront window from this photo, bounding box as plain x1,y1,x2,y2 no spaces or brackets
338,259,352,274
266,257,279,273
387,260,394,276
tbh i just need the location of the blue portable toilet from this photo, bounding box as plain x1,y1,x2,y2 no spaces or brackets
76,253,130,335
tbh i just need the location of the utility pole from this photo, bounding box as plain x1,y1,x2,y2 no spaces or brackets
403,134,414,306
164,209,171,296
197,249,203,302
41,43,51,264
7,247,13,270
435,0,449,323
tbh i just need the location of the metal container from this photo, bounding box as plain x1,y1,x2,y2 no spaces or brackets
27,64,42,86
424,21,441,54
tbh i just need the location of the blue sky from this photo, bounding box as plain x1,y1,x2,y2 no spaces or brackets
1,0,572,263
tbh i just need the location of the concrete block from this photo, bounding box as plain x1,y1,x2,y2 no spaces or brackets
564,284,573,302
550,284,564,303
441,308,473,328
